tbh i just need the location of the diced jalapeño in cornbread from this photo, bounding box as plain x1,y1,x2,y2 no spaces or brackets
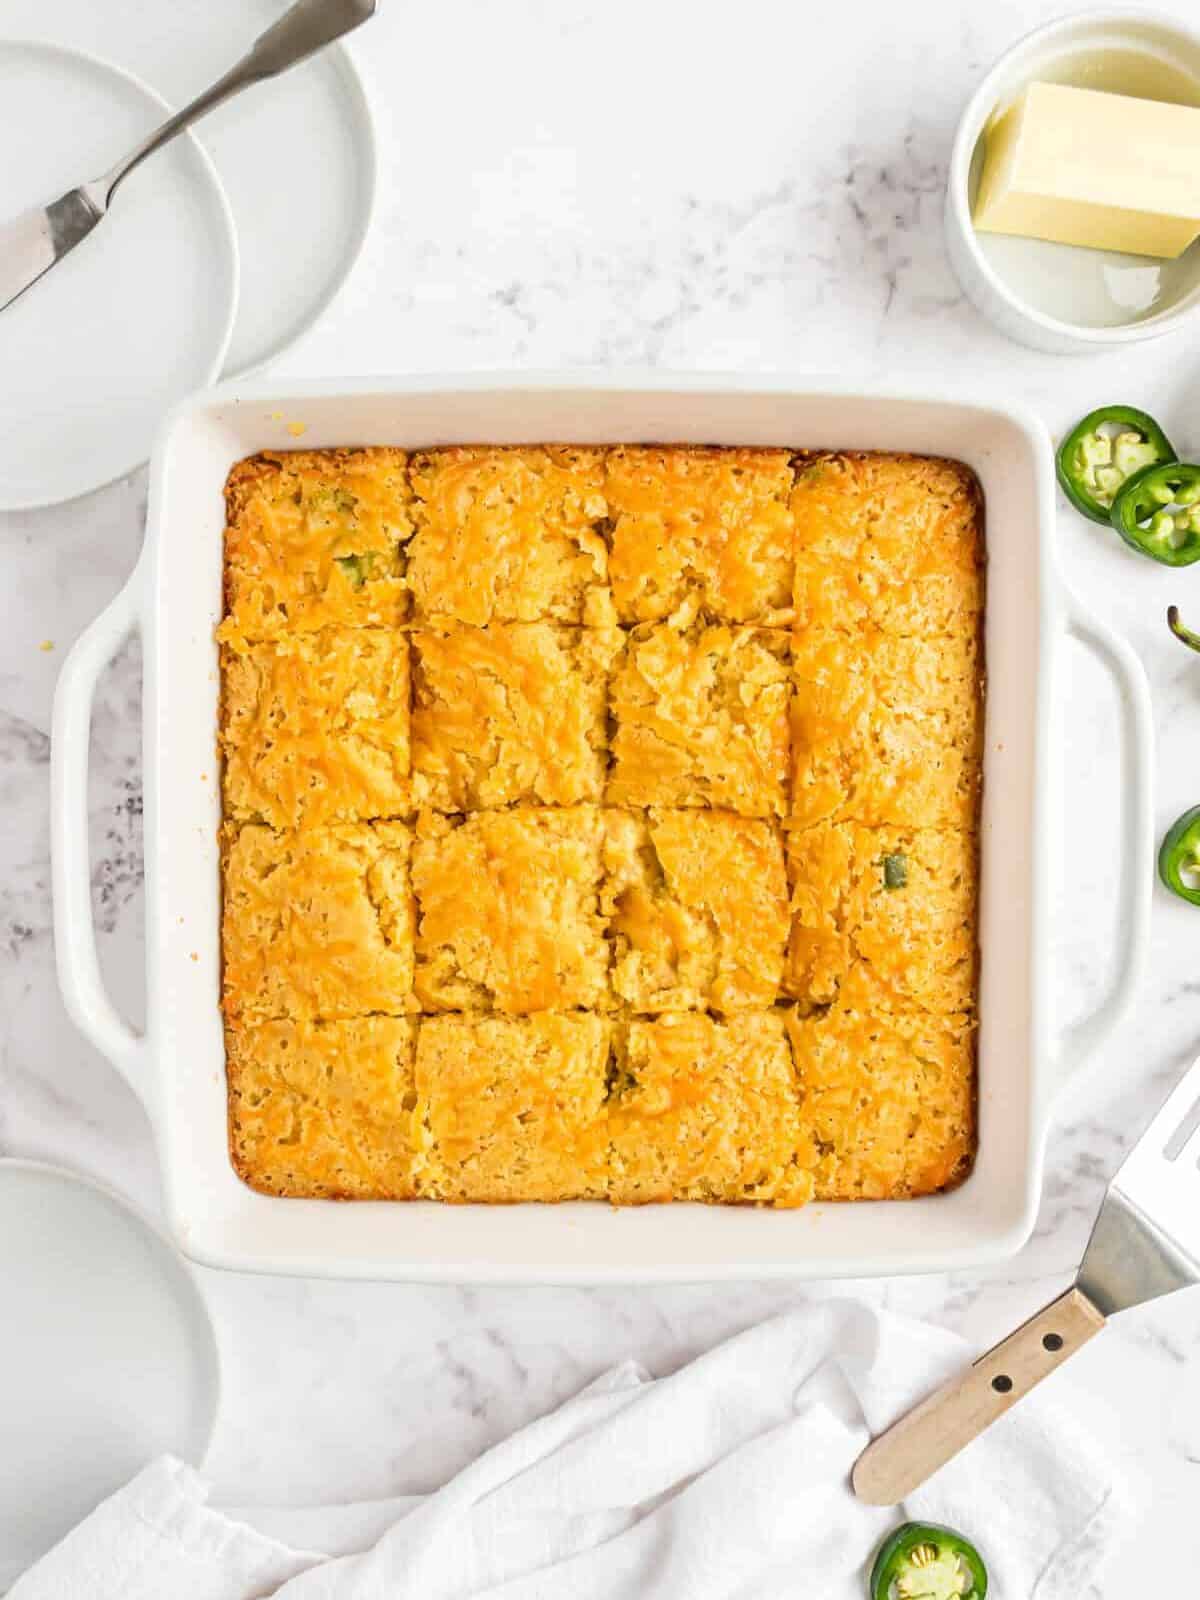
606,447,794,625
407,447,612,626
221,823,414,1022
603,809,788,1012
221,448,412,642
412,807,611,1013
411,623,620,810
220,628,411,829
608,621,790,817
784,822,977,1015
415,1012,613,1201
226,1016,419,1199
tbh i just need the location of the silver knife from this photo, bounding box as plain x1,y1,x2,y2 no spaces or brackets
0,0,376,316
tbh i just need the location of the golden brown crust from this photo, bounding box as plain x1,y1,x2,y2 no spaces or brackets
221,448,412,644
606,447,794,625
218,445,985,1208
789,626,982,829
220,629,410,830
407,447,612,626
227,1015,419,1199
221,823,414,1023
603,809,788,1012
607,622,791,818
411,808,611,1014
410,624,620,810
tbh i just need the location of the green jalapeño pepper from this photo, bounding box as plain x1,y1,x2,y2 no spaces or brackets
870,1522,987,1600
1056,405,1175,524
1110,461,1200,565
1159,806,1200,906
1168,604,1200,653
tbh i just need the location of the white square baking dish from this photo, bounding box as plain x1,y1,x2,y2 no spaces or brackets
51,374,1153,1282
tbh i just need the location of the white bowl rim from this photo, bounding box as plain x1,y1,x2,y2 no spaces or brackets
947,6,1200,346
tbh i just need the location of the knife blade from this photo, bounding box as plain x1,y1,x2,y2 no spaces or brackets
0,187,105,316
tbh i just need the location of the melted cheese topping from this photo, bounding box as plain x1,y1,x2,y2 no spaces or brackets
608,622,790,817
222,823,414,1022
221,449,412,644
606,447,794,625
791,452,983,636
227,1016,419,1199
415,1012,613,1201
411,624,620,810
790,626,982,829
412,808,611,1013
606,1012,815,1205
603,809,788,1012
407,447,612,626
784,823,977,1016
784,1006,975,1200
221,629,410,829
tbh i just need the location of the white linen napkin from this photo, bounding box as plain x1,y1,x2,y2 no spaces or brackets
10,1303,1131,1600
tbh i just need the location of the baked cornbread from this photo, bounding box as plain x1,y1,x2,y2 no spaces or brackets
220,448,412,644
606,1012,815,1206
607,622,791,818
783,1006,976,1200
603,809,788,1012
789,627,982,829
407,447,613,626
605,447,795,625
221,628,410,829
784,823,977,1016
220,444,985,1209
411,807,611,1014
222,823,414,1022
415,1012,613,1201
227,1015,418,1199
790,451,984,637
410,623,621,810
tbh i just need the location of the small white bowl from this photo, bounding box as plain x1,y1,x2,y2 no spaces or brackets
946,10,1200,354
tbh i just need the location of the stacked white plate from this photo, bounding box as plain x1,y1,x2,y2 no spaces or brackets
0,0,376,510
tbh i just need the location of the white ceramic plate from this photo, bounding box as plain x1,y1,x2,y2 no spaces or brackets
5,0,378,378
0,40,238,511
0,1160,219,1589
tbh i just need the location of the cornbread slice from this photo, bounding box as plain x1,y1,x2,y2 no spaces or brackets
415,1012,612,1201
221,628,410,829
407,446,613,625
607,622,790,818
606,447,794,624
784,1005,975,1200
227,1015,418,1199
790,627,982,829
220,448,412,643
791,452,983,637
602,809,788,1012
410,624,621,810
784,823,977,1015
221,823,414,1022
607,1011,815,1205
412,807,611,1013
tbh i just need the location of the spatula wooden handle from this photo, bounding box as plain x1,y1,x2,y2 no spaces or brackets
851,1286,1106,1505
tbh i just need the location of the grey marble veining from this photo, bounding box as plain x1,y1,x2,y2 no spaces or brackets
2,0,1199,1587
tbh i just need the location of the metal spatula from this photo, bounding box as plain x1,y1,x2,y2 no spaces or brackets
853,1051,1200,1504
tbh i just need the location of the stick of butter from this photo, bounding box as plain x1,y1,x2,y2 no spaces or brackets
973,80,1200,259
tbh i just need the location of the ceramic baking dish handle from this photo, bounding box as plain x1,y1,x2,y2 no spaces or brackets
1050,585,1154,1097
51,576,147,1092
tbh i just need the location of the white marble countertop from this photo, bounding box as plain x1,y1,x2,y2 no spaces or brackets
3,0,1199,1587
